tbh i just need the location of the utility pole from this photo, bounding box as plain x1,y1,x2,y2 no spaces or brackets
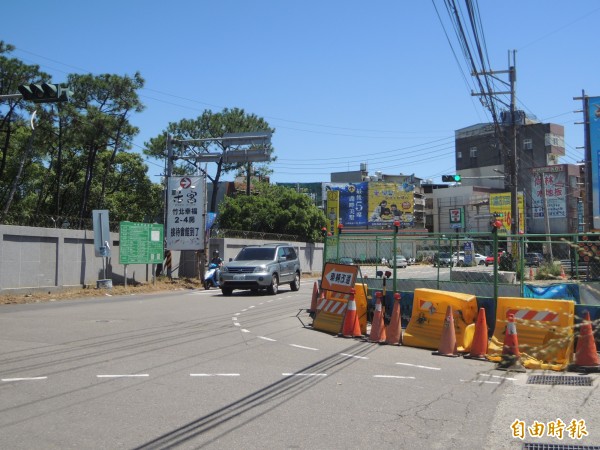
472,51,519,246
574,90,591,232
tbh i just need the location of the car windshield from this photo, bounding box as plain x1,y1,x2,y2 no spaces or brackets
235,247,276,261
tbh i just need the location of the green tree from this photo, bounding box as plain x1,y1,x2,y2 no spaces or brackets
144,108,275,213
218,183,327,242
0,41,162,227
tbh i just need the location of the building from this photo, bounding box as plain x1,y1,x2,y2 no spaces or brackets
452,116,582,233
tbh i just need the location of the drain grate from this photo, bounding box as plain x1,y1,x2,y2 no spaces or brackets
524,443,600,450
526,375,593,386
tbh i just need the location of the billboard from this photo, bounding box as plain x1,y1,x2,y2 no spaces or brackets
531,166,567,219
368,182,414,227
587,96,600,229
323,182,368,227
326,190,340,234
490,192,525,234
166,176,204,250
119,222,164,265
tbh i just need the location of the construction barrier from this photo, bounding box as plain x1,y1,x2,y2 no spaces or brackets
313,283,368,335
403,288,478,352
487,297,575,371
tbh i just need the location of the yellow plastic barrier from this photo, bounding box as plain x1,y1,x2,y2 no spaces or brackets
403,288,478,352
487,297,575,371
313,283,368,335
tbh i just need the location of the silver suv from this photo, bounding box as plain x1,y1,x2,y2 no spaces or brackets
219,243,301,296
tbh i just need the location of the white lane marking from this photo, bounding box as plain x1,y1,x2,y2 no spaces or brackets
241,329,250,333
248,306,255,309
460,379,500,384
234,312,241,316
232,317,238,321
2,376,48,382
258,336,277,341
282,373,327,377
478,373,516,381
233,323,241,327
289,344,318,351
267,300,274,303
374,375,416,379
340,353,369,360
396,362,441,371
97,374,149,378
241,309,248,312
190,373,240,377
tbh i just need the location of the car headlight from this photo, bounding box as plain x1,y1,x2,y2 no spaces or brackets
254,265,267,273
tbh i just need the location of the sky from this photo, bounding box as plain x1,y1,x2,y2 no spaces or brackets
3,1,600,185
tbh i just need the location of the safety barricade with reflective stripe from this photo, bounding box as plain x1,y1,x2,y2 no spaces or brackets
487,297,575,371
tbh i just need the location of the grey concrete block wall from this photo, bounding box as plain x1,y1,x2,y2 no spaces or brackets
0,225,322,294
0,225,164,295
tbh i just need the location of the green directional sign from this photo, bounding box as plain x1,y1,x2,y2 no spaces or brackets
119,222,164,265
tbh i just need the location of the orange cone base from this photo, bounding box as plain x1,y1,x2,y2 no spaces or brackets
432,350,459,358
496,354,526,372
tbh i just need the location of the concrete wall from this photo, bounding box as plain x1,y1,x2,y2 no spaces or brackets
0,225,171,295
0,225,324,294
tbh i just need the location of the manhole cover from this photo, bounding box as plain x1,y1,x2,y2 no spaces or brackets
526,375,593,387
524,443,600,450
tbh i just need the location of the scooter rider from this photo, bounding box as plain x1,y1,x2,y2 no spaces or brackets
210,250,223,281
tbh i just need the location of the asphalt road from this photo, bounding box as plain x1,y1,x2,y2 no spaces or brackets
1,280,599,449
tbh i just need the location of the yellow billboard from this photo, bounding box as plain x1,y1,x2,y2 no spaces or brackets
490,192,525,234
326,190,340,234
368,182,414,227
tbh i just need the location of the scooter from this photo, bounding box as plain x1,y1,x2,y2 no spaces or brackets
203,263,220,290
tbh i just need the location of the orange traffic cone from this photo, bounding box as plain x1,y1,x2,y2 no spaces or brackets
340,288,362,338
368,291,387,343
464,308,489,360
385,293,402,345
309,281,319,314
432,305,459,357
497,313,526,372
568,311,600,373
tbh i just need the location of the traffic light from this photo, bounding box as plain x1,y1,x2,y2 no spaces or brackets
18,83,71,103
442,174,462,182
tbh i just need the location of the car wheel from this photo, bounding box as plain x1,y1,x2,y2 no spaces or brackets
290,272,300,291
221,287,233,296
267,274,279,295
478,260,484,265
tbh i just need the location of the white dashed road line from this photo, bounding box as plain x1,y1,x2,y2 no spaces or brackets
2,377,48,382
258,336,277,341
96,374,149,378
478,373,516,381
190,373,240,377
374,375,416,380
289,344,318,351
340,353,369,360
396,362,441,371
460,379,500,384
282,373,327,377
